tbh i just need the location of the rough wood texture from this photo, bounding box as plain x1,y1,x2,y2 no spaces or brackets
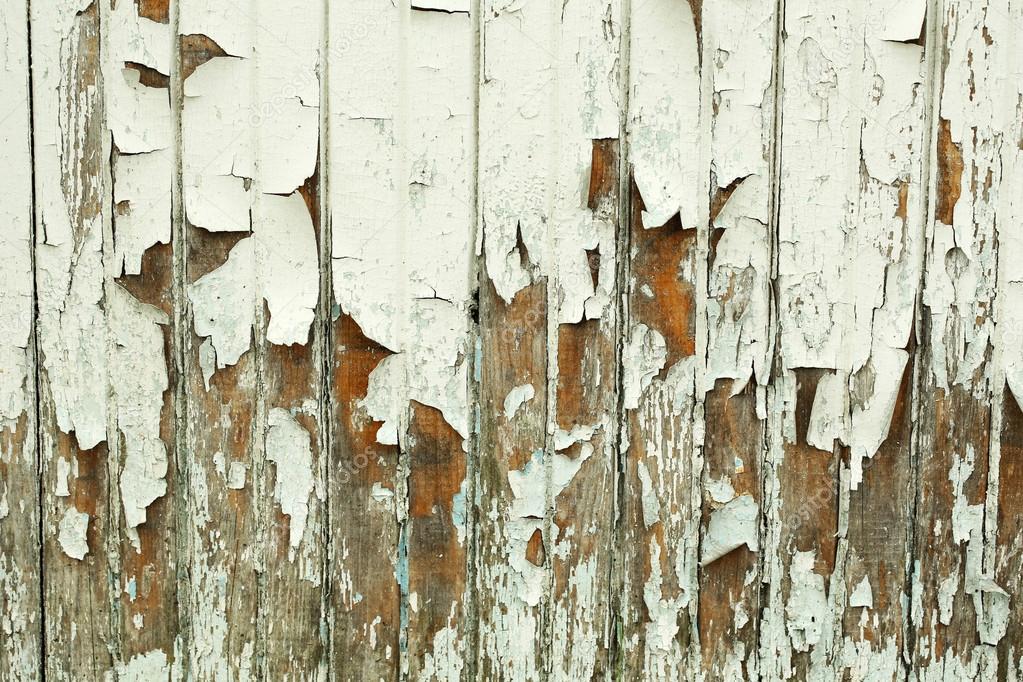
0,1,41,675
6,0,1023,679
32,2,114,678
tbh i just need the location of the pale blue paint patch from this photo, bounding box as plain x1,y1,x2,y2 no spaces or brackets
451,477,469,540
474,337,482,383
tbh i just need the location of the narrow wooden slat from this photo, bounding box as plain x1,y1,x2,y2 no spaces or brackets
841,357,916,678
475,2,553,677
992,0,1023,669
326,1,403,676
546,3,623,675
617,0,706,676
996,393,1023,675
551,160,619,679
475,276,548,680
476,2,623,677
697,1,778,678
328,315,402,679
401,10,476,679
250,2,326,677
327,3,475,679
833,2,930,676
31,1,114,677
102,0,180,675
761,0,930,677
259,195,327,680
179,4,259,676
0,1,41,675
913,0,1018,675
760,369,839,679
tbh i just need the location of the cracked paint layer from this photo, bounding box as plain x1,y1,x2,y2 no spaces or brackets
265,408,315,553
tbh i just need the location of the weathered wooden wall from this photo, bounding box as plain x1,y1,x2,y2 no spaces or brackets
1,0,1022,679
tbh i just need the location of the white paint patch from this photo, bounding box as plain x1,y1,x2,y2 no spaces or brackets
331,6,473,444
109,285,169,550
112,149,173,277
849,576,873,609
32,0,108,451
503,384,535,420
58,508,90,561
254,193,319,346
108,649,171,681
265,408,315,553
701,494,759,566
227,462,247,491
182,56,254,233
705,175,773,393
637,461,661,529
0,0,35,432
106,0,172,277
628,0,701,229
189,239,256,370
56,458,72,498
623,324,667,409
786,550,828,652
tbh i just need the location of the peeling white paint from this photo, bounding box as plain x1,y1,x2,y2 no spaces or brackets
849,576,873,609
189,239,256,370
254,194,320,346
503,384,535,420
778,0,927,476
628,0,701,229
0,0,35,433
58,508,89,561
182,56,254,233
33,0,109,451
331,3,473,450
701,494,759,566
108,650,171,681
265,408,315,553
785,551,829,653
623,324,667,410
109,285,169,550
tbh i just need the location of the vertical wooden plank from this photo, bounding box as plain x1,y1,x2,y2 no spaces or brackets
31,0,114,677
0,0,41,676
833,3,930,678
761,0,930,677
328,2,475,679
995,394,1023,677
399,8,475,679
180,2,326,677
698,1,778,678
992,1,1023,671
915,0,1019,676
477,0,622,677
250,1,326,677
546,2,622,677
475,2,552,677
760,369,839,679
841,356,916,679
102,0,180,675
326,2,402,677
618,0,706,677
179,4,259,677
475,274,547,681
